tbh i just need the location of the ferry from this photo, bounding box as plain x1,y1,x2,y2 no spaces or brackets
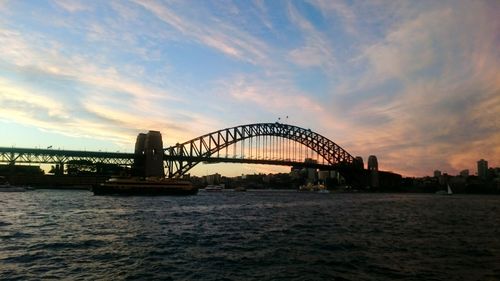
92,177,198,196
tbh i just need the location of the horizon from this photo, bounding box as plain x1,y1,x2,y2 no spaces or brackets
0,0,499,177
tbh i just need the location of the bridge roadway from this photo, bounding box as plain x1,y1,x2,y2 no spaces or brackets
0,147,337,170
0,147,135,166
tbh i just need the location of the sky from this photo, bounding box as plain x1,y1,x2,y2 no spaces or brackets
0,0,499,177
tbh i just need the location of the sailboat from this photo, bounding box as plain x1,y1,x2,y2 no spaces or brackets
436,184,453,195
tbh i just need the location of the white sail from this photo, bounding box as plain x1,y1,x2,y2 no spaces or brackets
447,184,453,195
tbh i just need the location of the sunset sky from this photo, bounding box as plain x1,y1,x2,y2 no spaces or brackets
0,0,498,177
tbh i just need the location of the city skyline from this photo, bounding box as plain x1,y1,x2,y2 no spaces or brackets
0,0,499,177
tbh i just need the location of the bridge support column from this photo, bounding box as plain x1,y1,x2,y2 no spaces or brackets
368,155,379,189
132,131,165,177
54,163,65,175
8,161,15,180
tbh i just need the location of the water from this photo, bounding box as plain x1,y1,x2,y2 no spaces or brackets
1,190,500,280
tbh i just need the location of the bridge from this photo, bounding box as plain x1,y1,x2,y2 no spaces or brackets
164,123,356,177
1,123,377,183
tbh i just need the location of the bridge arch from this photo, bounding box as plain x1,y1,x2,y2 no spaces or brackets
164,123,355,178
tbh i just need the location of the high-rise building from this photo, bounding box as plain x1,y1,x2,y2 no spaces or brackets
478,159,488,180
434,170,442,178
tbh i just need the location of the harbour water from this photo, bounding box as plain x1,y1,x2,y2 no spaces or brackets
1,190,500,280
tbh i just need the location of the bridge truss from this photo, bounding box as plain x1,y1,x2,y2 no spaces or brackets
0,147,134,166
164,123,355,178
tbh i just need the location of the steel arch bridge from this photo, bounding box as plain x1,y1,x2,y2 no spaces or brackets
164,122,356,178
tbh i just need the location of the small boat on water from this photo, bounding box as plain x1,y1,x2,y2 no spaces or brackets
436,184,453,195
299,183,328,192
203,184,224,192
92,177,198,196
234,186,247,192
0,176,28,192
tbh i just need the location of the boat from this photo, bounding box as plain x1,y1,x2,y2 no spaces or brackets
0,176,27,192
234,186,247,192
446,184,453,195
436,184,453,195
203,184,224,192
317,189,330,194
92,177,198,196
299,183,327,192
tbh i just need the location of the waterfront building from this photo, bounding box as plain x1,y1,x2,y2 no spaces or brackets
478,159,488,180
318,170,330,182
203,173,221,185
459,169,469,178
289,167,301,180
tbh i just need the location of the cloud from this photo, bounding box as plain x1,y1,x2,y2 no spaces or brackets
213,73,357,149
0,24,220,146
252,0,274,31
224,76,322,112
329,0,500,175
286,2,336,69
0,26,181,101
0,0,498,177
0,78,68,119
53,0,89,13
0,78,130,145
132,0,269,64
307,0,357,34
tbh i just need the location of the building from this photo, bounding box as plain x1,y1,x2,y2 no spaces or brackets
434,170,442,178
203,173,221,185
318,170,330,183
478,159,488,180
459,169,469,178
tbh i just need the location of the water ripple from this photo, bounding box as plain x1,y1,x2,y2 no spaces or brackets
1,191,500,280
